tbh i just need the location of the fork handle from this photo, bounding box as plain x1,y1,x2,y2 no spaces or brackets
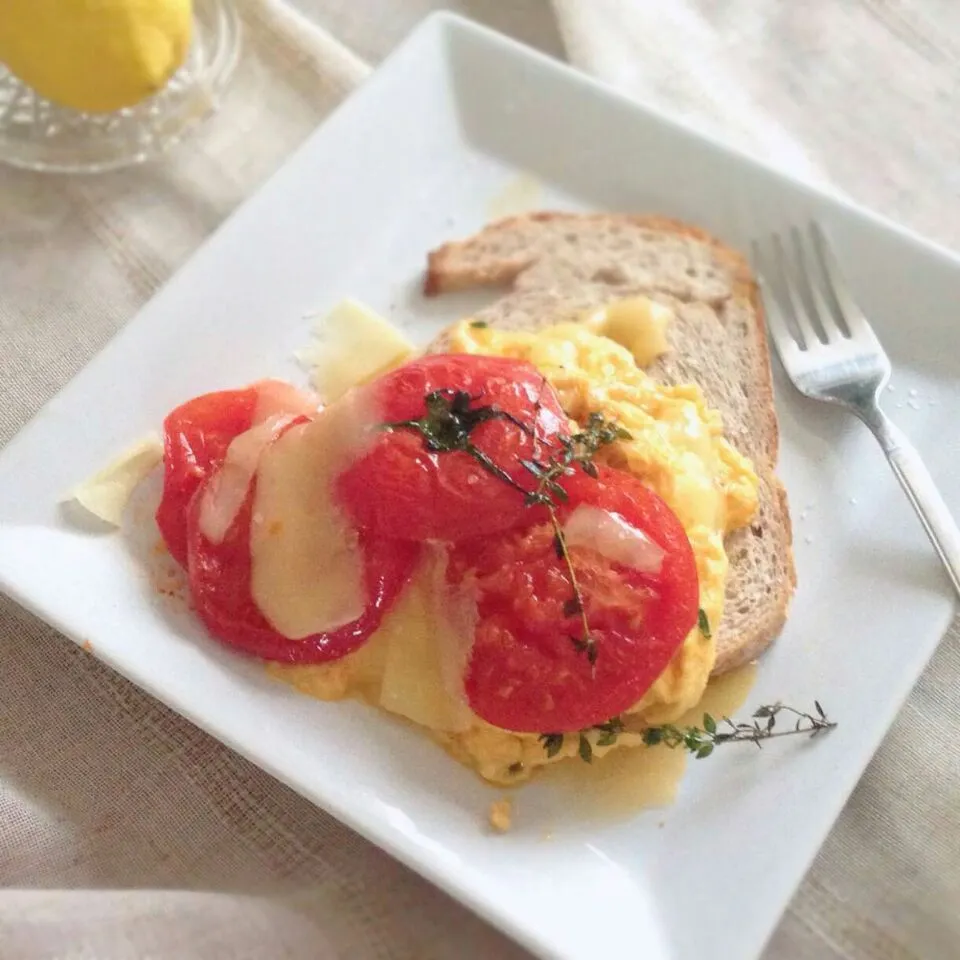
869,411,960,598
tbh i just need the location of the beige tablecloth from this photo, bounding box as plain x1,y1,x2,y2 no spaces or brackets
2,2,959,958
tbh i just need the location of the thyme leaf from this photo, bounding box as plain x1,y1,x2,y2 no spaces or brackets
539,732,564,758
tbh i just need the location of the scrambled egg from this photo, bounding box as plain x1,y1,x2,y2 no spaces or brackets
448,316,758,724
269,300,759,785
488,798,513,833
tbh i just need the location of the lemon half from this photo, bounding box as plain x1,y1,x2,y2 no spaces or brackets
0,0,193,114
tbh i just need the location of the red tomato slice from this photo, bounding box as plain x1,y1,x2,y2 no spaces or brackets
447,466,700,733
185,476,419,664
157,388,258,566
156,382,317,566
336,354,570,542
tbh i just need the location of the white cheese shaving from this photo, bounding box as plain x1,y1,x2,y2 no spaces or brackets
198,414,299,545
66,434,164,527
563,504,664,573
296,298,414,402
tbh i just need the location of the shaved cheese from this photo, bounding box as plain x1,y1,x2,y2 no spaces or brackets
429,547,478,714
198,414,298,545
378,551,474,734
199,380,321,543
66,435,164,526
249,389,378,639
563,505,664,573
297,298,414,402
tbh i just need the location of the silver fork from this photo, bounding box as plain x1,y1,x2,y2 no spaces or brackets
753,222,960,597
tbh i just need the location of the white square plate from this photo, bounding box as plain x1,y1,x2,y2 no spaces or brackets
2,14,958,960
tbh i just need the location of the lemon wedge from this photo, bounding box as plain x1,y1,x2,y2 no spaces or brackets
0,0,193,114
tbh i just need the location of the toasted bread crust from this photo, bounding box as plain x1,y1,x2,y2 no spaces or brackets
423,212,795,676
425,212,754,299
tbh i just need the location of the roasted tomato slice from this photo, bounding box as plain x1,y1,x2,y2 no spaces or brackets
447,466,700,733
185,476,419,664
336,354,570,541
157,381,317,566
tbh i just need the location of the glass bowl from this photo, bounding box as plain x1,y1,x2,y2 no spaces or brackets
0,0,241,174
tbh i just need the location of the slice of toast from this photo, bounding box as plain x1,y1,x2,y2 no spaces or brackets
424,213,795,675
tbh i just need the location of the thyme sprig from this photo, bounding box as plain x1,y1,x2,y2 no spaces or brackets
643,701,837,758
518,413,631,667
381,389,535,489
520,413,633,498
539,702,836,762
381,389,629,666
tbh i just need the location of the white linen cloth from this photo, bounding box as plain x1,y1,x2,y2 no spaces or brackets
2,1,958,957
